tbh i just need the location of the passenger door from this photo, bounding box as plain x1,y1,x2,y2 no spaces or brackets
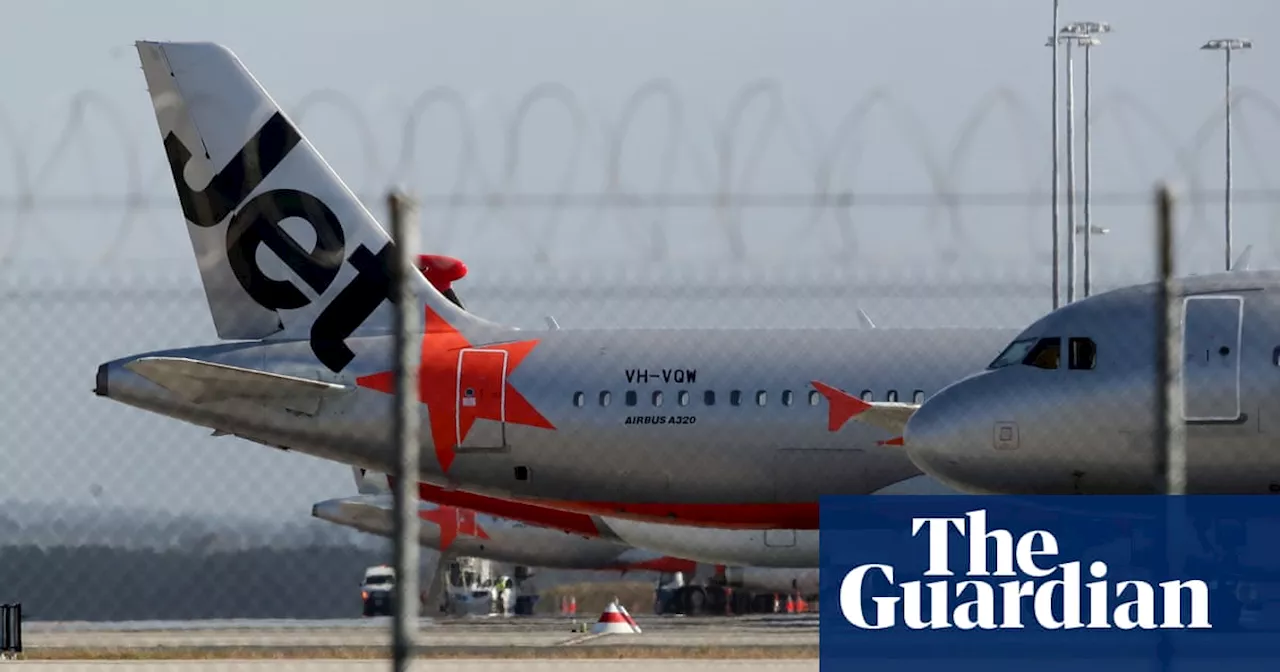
1182,295,1243,422
456,348,509,450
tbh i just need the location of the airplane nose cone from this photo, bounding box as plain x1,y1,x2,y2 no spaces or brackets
903,374,1007,494
902,390,963,487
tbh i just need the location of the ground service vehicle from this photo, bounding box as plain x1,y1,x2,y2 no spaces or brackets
361,565,395,617
653,568,817,615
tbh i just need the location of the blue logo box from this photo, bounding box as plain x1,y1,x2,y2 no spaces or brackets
819,496,1280,671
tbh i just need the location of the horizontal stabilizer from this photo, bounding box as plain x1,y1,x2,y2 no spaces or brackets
124,357,349,409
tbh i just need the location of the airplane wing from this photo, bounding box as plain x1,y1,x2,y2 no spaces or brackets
850,402,918,437
124,357,350,413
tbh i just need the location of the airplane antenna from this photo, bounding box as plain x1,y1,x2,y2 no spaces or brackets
856,308,876,329
1231,244,1253,271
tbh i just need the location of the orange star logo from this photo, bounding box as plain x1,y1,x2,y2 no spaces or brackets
356,305,555,473
420,505,490,552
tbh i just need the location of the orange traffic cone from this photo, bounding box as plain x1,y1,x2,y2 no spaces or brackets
785,595,795,613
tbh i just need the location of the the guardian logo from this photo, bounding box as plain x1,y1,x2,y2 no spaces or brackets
839,509,1212,631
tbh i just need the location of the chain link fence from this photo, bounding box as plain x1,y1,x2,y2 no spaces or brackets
1,77,1278,660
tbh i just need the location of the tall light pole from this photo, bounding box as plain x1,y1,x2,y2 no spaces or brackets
1064,21,1111,297
1058,30,1078,304
1050,0,1061,310
1201,38,1252,271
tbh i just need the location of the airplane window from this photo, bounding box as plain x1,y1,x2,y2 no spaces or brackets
1068,337,1097,370
730,390,742,406
860,390,873,401
781,390,793,406
573,392,585,407
625,391,637,407
1023,337,1061,370
988,337,1038,369
1275,346,1280,367
913,390,925,404
678,390,690,406
808,391,820,405
652,391,664,407
599,391,611,407
887,390,898,402
756,391,767,406
704,390,716,406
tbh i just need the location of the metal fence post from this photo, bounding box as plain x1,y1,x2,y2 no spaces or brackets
1153,182,1184,672
1,603,21,657
387,190,422,671
1154,183,1185,496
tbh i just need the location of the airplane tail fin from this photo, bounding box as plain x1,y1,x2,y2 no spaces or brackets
135,41,493,372
352,467,392,495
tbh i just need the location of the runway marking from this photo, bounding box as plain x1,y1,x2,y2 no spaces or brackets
556,632,607,646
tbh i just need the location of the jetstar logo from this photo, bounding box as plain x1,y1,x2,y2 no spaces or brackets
356,305,555,472
421,505,490,553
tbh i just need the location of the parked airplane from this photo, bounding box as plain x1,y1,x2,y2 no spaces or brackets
94,41,1017,531
314,467,696,572
317,467,818,597
902,268,1280,495
353,232,937,568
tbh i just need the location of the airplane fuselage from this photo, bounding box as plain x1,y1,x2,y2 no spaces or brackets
904,272,1280,495
98,324,1017,528
103,41,1019,533
312,495,693,572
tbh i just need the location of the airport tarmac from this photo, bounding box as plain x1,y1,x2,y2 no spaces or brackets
17,613,818,655
3,661,819,671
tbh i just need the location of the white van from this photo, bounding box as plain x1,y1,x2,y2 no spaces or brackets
361,565,395,617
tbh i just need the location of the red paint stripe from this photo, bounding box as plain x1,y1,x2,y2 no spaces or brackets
606,557,699,574
533,500,820,530
394,479,818,533
399,478,605,538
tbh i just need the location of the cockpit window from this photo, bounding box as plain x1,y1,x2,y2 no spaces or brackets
1023,337,1061,370
1068,337,1096,370
988,338,1037,369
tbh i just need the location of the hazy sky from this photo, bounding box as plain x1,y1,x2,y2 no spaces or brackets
2,1,1279,523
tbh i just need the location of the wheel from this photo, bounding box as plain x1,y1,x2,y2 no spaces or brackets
684,587,706,614
750,594,774,614
732,591,751,615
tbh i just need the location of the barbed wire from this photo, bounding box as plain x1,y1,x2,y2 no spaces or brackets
3,81,1280,266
